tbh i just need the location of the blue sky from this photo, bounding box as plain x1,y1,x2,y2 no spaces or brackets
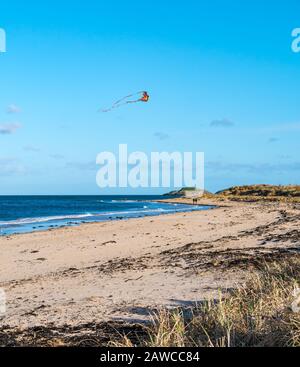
0,0,300,194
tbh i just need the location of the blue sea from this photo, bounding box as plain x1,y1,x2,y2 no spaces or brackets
0,196,213,236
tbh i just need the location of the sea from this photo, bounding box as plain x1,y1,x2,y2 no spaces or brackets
0,195,213,236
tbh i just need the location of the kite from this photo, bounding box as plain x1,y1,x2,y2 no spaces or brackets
100,91,150,112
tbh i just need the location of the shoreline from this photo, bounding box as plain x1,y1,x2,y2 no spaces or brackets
1,197,299,344
0,199,215,237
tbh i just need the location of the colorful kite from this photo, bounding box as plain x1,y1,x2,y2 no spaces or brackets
100,91,150,112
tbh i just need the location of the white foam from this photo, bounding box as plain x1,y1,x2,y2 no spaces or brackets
0,213,93,227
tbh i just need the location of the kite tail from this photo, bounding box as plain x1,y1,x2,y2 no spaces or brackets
100,91,147,113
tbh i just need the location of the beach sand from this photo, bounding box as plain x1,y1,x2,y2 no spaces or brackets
0,198,299,343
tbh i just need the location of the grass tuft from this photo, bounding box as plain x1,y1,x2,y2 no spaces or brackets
115,258,300,347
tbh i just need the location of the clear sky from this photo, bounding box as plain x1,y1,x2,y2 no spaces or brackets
0,1,300,194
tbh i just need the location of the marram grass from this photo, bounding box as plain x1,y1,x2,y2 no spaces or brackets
113,258,300,347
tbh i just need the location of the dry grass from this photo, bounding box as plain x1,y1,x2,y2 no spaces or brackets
115,258,300,347
214,185,300,203
2,257,299,347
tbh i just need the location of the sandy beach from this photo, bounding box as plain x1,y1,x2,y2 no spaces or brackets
1,198,299,343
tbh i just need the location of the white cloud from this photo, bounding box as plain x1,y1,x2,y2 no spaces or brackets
66,161,96,171
50,154,65,160
0,158,27,176
154,132,169,140
268,137,279,143
207,160,300,173
23,145,40,152
0,123,21,134
210,118,235,128
6,104,21,114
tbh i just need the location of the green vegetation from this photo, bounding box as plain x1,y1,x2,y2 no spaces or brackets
214,185,300,203
166,185,300,202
